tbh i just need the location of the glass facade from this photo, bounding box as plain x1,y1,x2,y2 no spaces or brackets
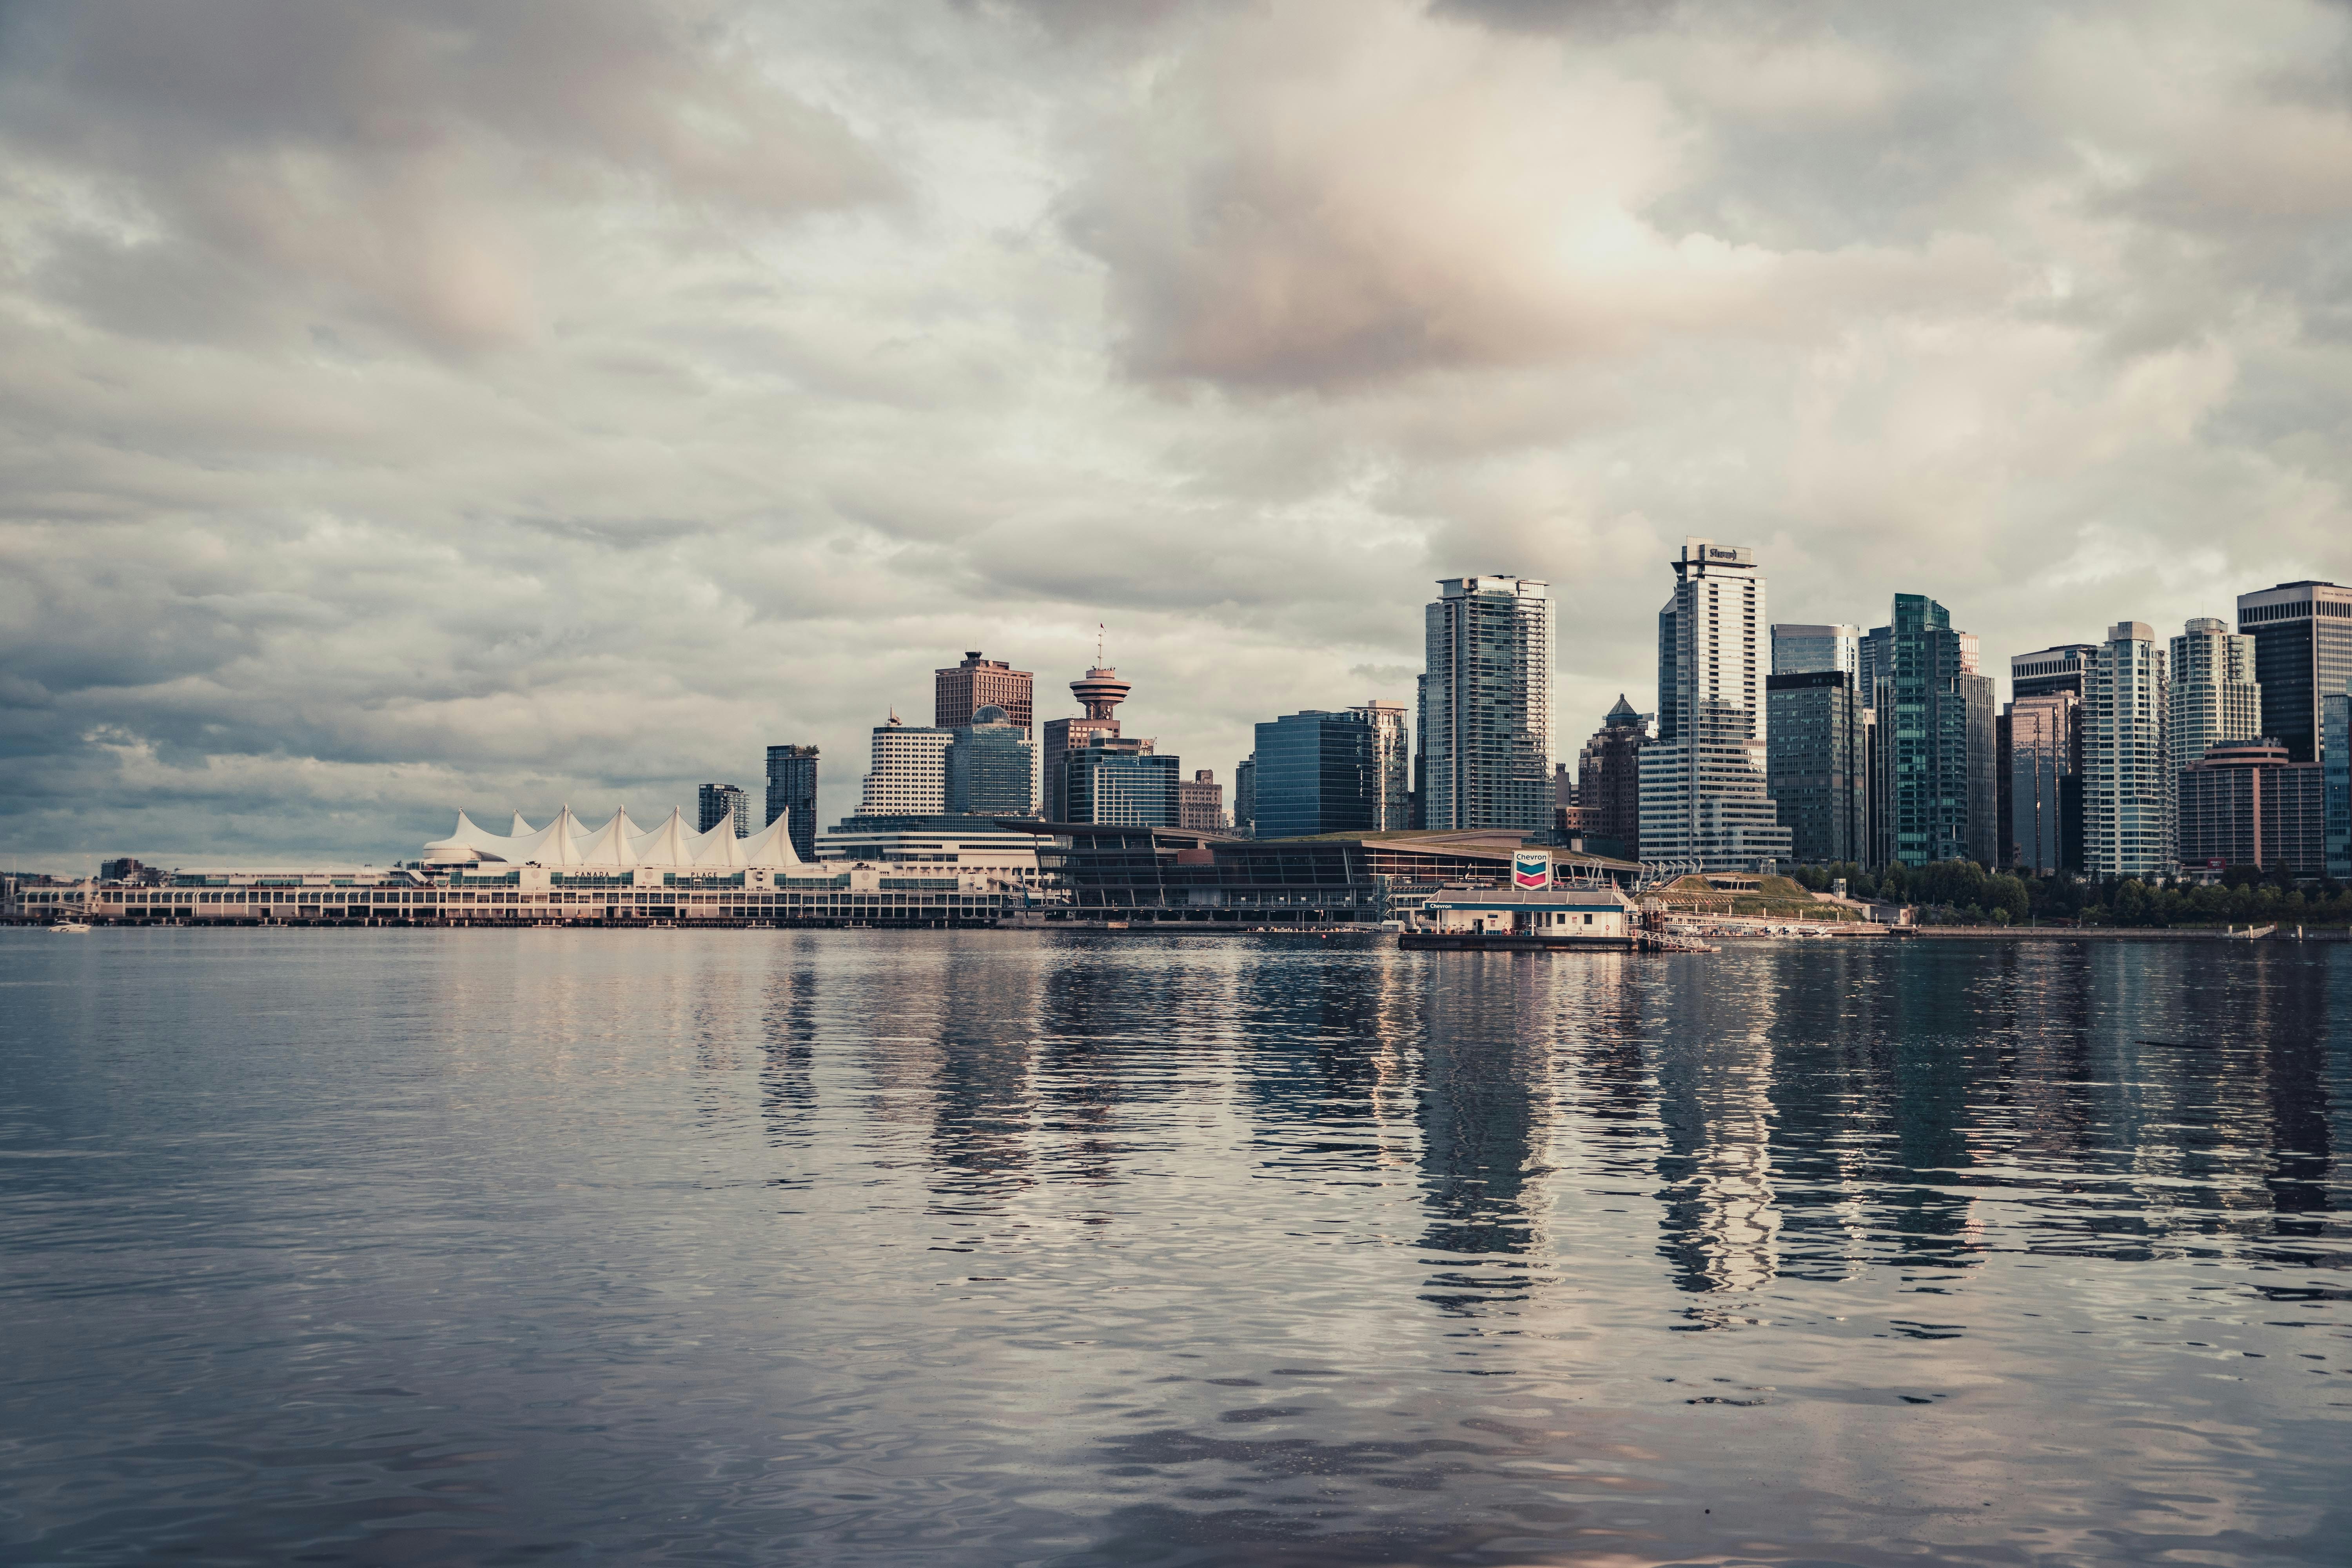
2326,693,2350,879
1883,594,1995,866
1065,741,1181,828
1765,670,1865,865
946,713,1037,817
2007,693,2079,875
766,745,819,862
1770,624,1859,679
1253,711,1376,838
697,783,748,837
2238,583,2352,763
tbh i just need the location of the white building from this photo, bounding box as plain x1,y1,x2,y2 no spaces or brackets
1421,575,1551,831
2169,617,2261,775
1640,538,1791,872
3,803,1022,927
860,713,953,816
2084,621,2175,879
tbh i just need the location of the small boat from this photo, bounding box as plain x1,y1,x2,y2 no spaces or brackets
52,920,92,933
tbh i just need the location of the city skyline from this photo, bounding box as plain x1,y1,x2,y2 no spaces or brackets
4,2,2351,867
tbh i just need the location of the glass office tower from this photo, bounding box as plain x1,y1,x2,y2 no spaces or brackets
1765,669,1866,865
946,706,1038,816
1253,710,1376,838
2237,580,2352,762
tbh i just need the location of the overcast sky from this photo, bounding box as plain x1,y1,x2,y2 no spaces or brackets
3,0,2348,869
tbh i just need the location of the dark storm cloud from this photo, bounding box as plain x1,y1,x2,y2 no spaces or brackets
0,0,2347,869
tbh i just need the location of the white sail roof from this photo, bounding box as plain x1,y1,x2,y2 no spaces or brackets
424,805,804,869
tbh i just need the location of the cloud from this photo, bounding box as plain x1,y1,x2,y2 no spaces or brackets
0,0,2347,869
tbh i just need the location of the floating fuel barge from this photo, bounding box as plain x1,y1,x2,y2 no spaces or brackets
1396,850,1691,952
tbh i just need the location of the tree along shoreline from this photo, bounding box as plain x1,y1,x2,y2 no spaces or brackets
1786,858,2352,930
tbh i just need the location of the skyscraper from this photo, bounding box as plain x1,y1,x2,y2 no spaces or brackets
1771,623,1860,679
697,782,748,837
2011,644,2100,701
765,744,819,862
1575,696,1647,861
1875,593,1994,867
860,713,953,817
1858,624,1893,711
1352,699,1411,830
2169,617,2261,775
946,705,1037,816
2082,621,2173,880
935,651,1034,736
1234,755,1257,838
2007,692,2080,875
1253,710,1376,838
1421,575,1551,832
2236,580,2352,762
2004,644,2094,872
1765,669,1866,865
1638,539,1791,871
2325,693,2350,878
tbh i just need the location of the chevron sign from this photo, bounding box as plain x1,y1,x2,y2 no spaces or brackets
1513,851,1551,890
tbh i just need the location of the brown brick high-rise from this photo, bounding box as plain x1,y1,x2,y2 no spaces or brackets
936,652,1034,736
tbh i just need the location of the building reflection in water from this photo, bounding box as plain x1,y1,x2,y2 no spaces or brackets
1230,951,1417,1179
1650,955,1781,1301
1415,956,1562,1316
924,942,1045,1212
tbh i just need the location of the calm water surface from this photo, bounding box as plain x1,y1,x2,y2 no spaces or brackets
1,930,2346,1565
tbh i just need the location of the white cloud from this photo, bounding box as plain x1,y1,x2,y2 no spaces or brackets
0,0,2347,868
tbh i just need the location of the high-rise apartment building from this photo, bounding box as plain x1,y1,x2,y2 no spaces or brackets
935,651,1034,736
946,705,1037,817
2169,617,2261,775
860,714,954,817
2236,580,2352,762
1639,539,1791,871
1765,669,1867,866
1773,624,1860,679
1253,710,1376,838
1352,700,1412,830
1421,575,1552,832
697,782,748,837
1576,696,1648,861
1177,770,1225,833
2082,621,2173,879
1234,755,1257,838
1872,593,1995,867
764,744,819,862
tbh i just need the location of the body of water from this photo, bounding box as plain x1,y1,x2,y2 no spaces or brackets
1,929,2345,1564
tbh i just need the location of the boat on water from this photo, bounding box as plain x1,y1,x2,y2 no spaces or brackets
51,920,92,933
